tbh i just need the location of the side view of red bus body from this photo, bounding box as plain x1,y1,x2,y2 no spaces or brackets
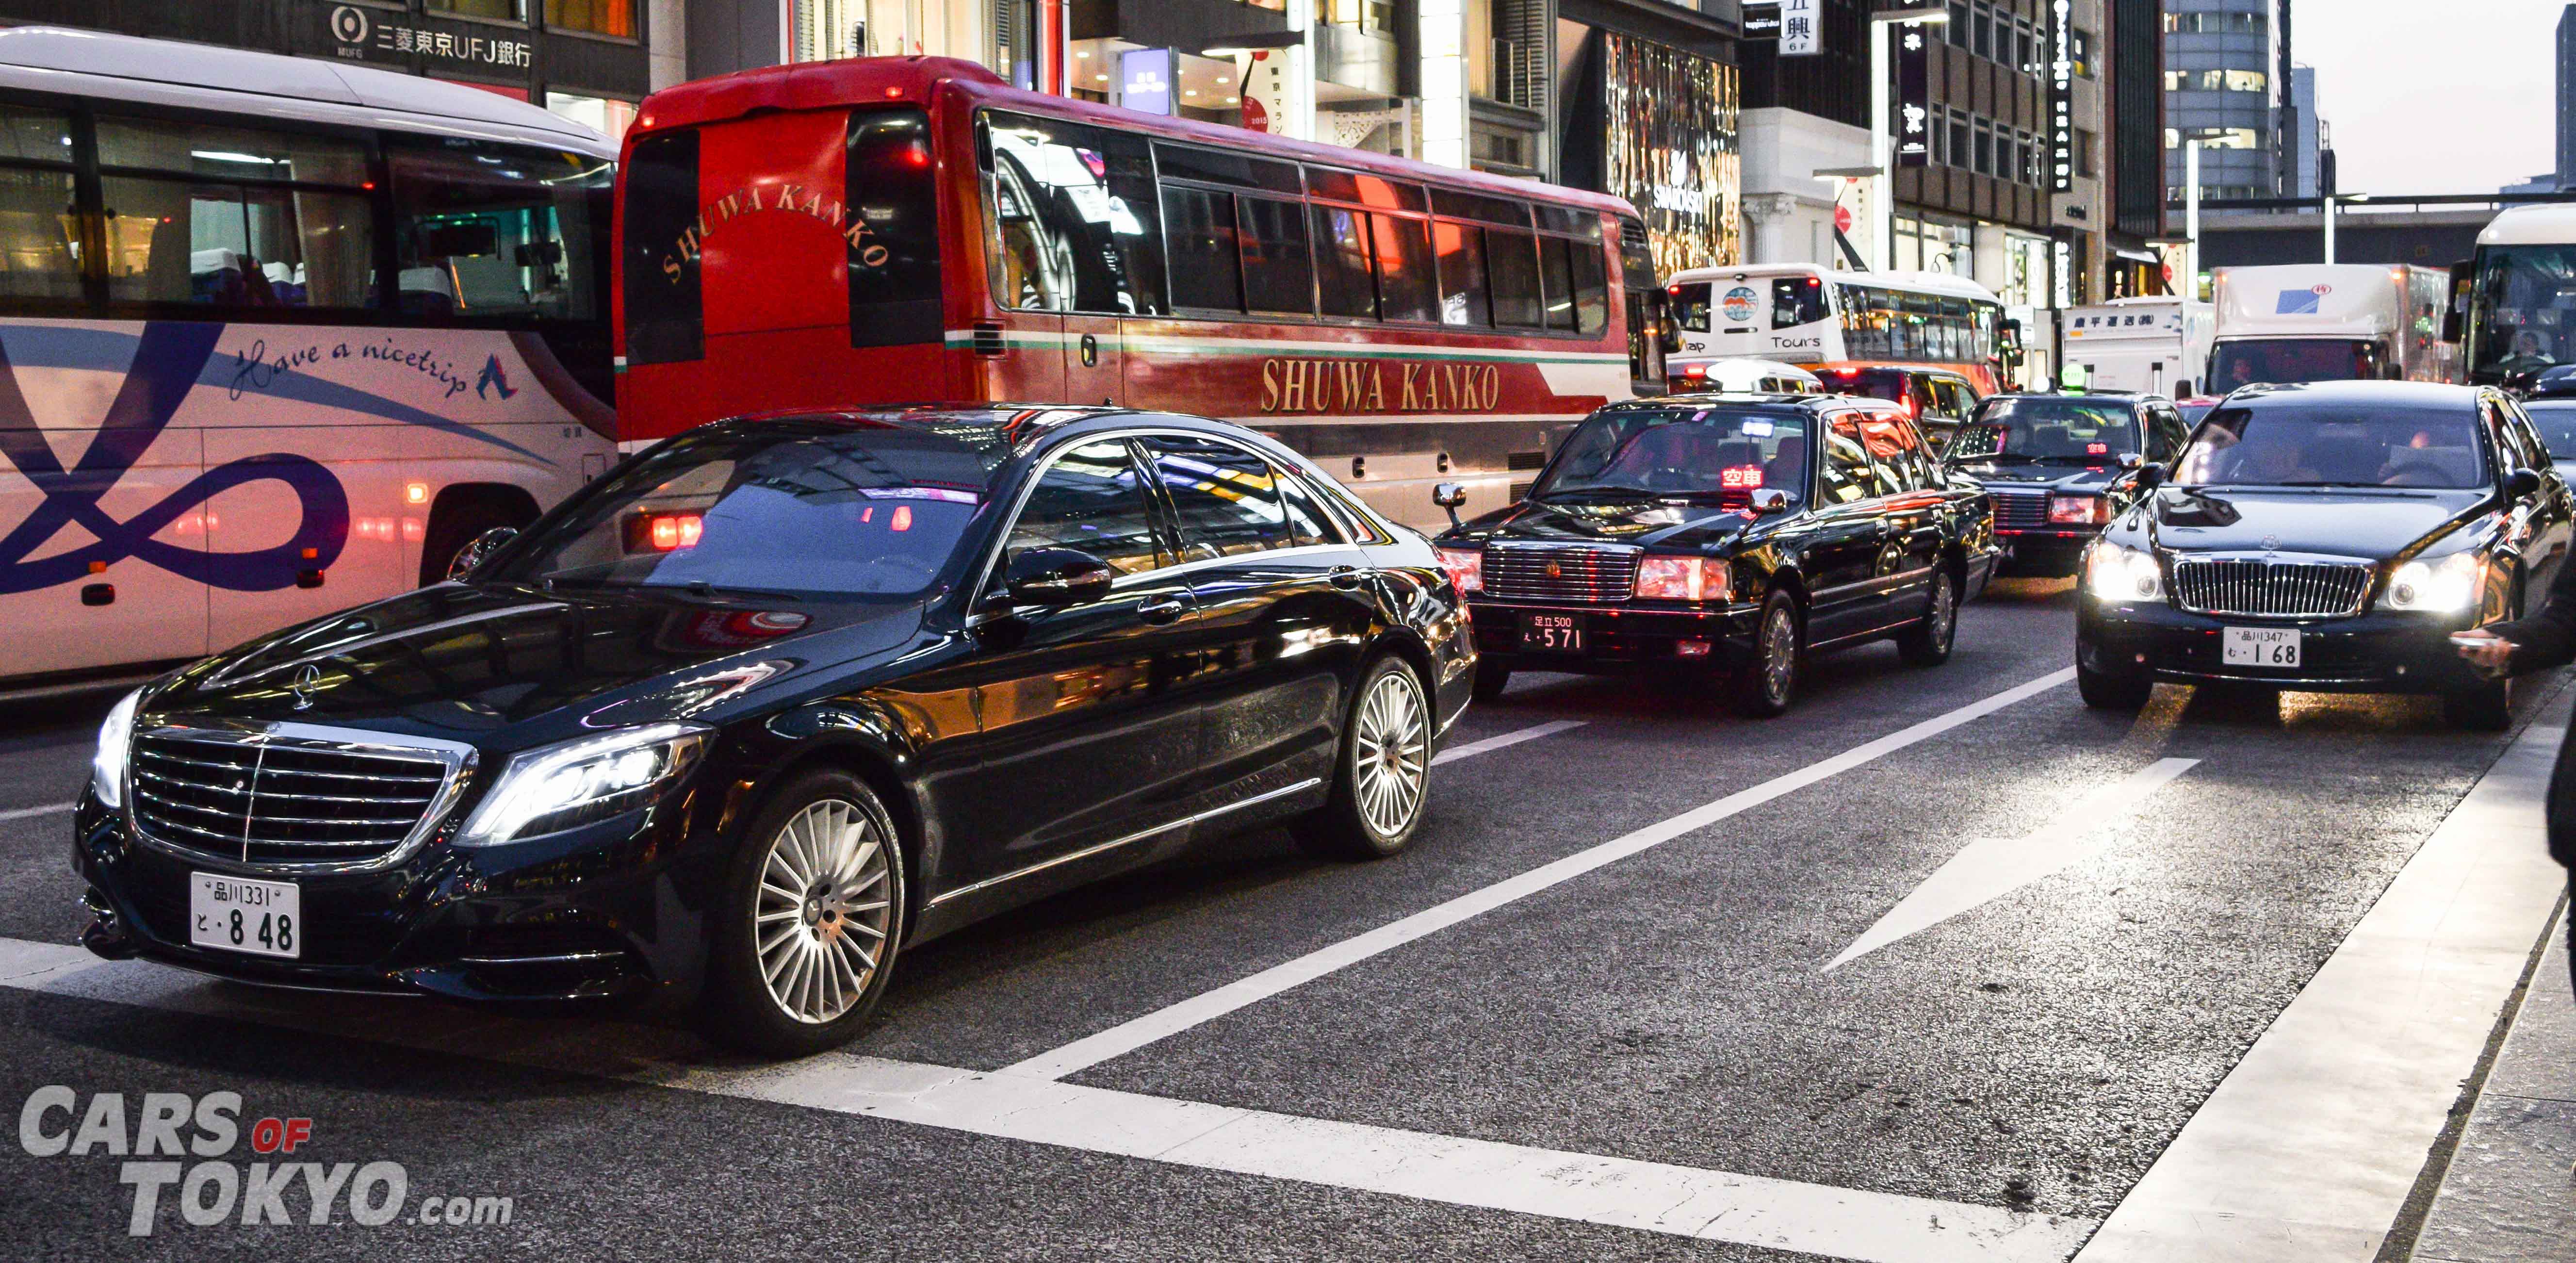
614,56,1663,528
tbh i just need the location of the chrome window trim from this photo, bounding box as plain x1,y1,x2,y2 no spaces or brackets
926,776,1322,910
125,721,479,875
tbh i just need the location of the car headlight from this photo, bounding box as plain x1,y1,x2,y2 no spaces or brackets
2384,551,2482,613
2084,542,2164,602
456,722,711,846
1436,546,1483,594
2048,494,2111,525
90,688,142,811
1634,555,1733,602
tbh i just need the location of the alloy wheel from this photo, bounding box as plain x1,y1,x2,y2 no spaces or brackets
1763,606,1797,705
1351,669,1429,839
1929,572,1956,647
754,798,894,1024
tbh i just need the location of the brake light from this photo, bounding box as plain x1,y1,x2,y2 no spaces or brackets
626,511,703,553
1436,546,1483,594
1719,465,1763,489
1683,363,1709,377
1635,556,1732,602
2048,495,2111,525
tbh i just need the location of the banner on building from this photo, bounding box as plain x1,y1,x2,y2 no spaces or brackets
1779,0,1820,55
1602,33,1740,274
1119,48,1174,115
2050,0,2074,191
1895,22,1929,167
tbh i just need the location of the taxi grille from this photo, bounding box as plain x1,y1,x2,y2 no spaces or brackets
1990,489,2049,530
2170,558,2373,619
130,730,464,868
1481,543,1639,603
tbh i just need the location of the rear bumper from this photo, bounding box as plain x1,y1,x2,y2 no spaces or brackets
2077,597,2488,693
1996,528,2097,576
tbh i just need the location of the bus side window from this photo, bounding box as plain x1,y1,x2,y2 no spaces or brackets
1617,217,1663,388
1163,186,1245,312
0,102,81,303
98,113,375,311
1371,214,1438,323
1568,234,1609,334
981,113,1164,317
1433,220,1490,327
1237,194,1314,316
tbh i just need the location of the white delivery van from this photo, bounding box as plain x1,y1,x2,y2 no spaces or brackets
2061,297,2214,396
2208,263,2460,391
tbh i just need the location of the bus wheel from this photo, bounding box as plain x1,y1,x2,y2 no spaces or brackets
420,487,538,586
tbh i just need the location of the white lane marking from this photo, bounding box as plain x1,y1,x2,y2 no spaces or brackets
1431,720,1586,766
1004,667,2079,1083
2075,691,2573,1262
1824,757,2199,971
0,939,2095,1263
0,802,73,823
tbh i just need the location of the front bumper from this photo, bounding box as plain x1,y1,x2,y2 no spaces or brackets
1466,597,1762,672
2077,596,2488,693
70,785,723,1005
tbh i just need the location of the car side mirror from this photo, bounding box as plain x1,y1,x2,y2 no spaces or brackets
2118,452,2144,470
1433,481,1467,528
2132,464,2167,491
445,527,517,582
1748,488,1792,515
2506,467,2544,498
1001,548,1114,607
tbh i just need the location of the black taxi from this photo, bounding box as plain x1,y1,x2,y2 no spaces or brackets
1432,394,1997,716
1946,392,2193,578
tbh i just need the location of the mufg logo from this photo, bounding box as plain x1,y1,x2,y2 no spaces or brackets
0,324,347,596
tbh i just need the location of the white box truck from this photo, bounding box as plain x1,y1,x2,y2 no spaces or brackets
2208,263,2460,392
2061,297,2215,395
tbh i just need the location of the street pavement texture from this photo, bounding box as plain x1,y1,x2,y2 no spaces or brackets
0,579,2567,1262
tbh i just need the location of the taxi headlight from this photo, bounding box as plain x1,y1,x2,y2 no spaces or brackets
1635,556,1732,602
457,722,711,846
89,687,142,811
2049,494,2111,525
2085,542,2164,602
2385,552,2482,612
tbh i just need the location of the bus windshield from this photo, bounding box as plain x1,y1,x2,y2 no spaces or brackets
2175,403,2489,489
1533,406,1810,506
490,426,995,599
2467,243,2576,383
2208,339,2387,391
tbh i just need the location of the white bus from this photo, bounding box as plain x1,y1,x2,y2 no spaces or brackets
2208,262,2458,392
2458,202,2576,389
2061,296,2214,396
0,28,619,694
1662,263,2014,394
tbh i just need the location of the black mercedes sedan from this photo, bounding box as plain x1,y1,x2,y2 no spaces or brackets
2075,381,2574,728
71,407,1473,1055
1947,392,2194,578
1431,394,1996,717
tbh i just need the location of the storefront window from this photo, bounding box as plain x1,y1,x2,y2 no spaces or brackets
430,0,528,20
545,93,637,142
546,0,635,39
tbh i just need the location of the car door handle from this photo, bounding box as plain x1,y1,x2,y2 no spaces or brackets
1138,598,1186,625
1328,565,1366,589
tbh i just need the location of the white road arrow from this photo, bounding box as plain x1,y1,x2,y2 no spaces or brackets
1824,756,2200,972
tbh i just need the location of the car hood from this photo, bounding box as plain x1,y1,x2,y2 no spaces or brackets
143,583,931,751
2135,486,2489,558
1435,497,1757,552
1950,461,2127,494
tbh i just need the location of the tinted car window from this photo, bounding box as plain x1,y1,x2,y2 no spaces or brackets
1827,367,1909,405
2523,399,2576,462
1142,435,1296,558
2177,403,2491,489
1818,416,1886,504
1534,406,1811,507
1954,397,2140,462
1276,468,1343,547
496,426,995,597
2148,406,2190,461
1010,440,1168,576
1853,411,1935,490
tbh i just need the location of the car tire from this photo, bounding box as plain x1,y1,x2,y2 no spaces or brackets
697,770,907,1057
1292,655,1433,861
2076,658,2152,710
1470,658,1512,703
1896,567,1959,667
1732,590,1802,719
2444,675,2514,731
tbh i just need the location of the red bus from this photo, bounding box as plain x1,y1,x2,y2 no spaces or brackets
613,56,1665,528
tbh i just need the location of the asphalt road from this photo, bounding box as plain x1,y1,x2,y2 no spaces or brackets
0,578,2559,1261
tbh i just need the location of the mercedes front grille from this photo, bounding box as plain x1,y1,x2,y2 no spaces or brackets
128,724,474,869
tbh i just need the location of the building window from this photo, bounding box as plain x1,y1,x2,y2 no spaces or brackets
2163,11,2266,34
1973,118,1992,177
545,92,636,142
546,0,635,38
2070,29,2094,78
430,0,527,19
1948,110,1970,171
2075,127,2097,179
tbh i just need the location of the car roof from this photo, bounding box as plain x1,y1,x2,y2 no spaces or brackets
1618,392,1853,411
1979,392,2155,407
2226,380,2486,408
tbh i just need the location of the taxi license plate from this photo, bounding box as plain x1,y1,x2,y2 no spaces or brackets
190,873,301,959
1520,613,1584,652
2222,626,2301,669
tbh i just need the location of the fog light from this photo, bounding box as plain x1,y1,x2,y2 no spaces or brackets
1676,639,1711,658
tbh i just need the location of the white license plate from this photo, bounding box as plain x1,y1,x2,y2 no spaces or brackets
2222,626,2301,669
190,873,301,959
